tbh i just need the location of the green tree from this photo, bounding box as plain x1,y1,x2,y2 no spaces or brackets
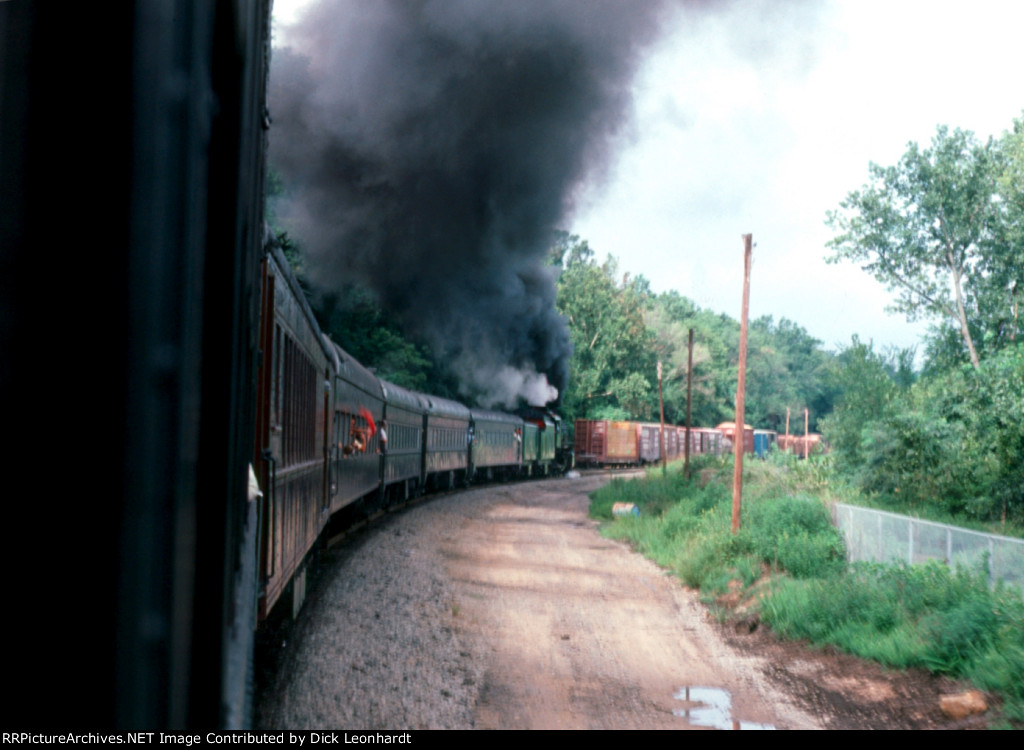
817,336,904,471
985,114,1024,346
747,316,834,432
644,291,737,426
552,233,656,422
826,126,1002,369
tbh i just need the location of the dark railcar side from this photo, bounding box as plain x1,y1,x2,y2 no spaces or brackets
380,379,428,501
469,408,524,480
521,420,540,473
324,338,385,513
520,411,557,474
255,245,332,621
422,394,472,488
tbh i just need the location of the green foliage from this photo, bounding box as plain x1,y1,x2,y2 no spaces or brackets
745,315,836,432
857,410,968,509
590,462,844,588
818,336,904,471
762,560,1024,721
825,339,1024,525
827,117,1024,370
827,126,1000,368
742,495,846,578
552,232,656,422
553,232,839,428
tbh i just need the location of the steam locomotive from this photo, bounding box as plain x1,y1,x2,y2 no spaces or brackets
1,0,570,731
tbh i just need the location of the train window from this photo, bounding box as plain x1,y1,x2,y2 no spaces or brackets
280,334,317,467
273,324,282,428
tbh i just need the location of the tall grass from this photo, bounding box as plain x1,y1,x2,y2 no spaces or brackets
591,455,845,594
591,454,1024,725
763,560,1024,721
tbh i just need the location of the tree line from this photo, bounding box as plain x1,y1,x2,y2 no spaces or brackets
269,112,1022,525
549,230,836,433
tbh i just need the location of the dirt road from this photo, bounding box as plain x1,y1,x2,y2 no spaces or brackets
258,471,965,729
442,473,818,729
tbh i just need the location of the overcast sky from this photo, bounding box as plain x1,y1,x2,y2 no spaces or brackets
273,0,1023,358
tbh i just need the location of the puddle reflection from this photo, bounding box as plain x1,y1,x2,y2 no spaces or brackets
672,686,775,730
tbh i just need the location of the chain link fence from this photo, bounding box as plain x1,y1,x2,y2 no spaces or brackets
834,503,1024,592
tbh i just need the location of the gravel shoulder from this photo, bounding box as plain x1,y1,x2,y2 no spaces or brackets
255,472,977,730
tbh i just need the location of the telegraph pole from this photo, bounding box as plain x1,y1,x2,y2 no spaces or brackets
732,235,752,535
804,407,809,460
657,360,666,476
684,327,694,480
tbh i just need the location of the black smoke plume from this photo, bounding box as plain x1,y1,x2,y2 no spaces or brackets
269,0,672,407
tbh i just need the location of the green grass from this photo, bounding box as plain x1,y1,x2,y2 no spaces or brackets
590,454,1024,725
591,455,846,591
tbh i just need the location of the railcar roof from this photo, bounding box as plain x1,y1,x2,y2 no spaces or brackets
379,379,428,414
420,393,472,420
267,242,332,361
324,337,383,400
469,408,523,426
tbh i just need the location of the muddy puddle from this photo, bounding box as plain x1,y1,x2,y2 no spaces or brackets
673,686,776,730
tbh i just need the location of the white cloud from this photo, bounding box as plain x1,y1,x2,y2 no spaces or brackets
571,0,1023,354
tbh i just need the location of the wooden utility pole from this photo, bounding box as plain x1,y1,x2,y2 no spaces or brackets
804,407,809,460
657,361,666,475
684,327,694,480
732,234,752,535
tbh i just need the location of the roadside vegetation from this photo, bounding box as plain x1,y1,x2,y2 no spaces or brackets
271,107,1024,722
590,455,1024,726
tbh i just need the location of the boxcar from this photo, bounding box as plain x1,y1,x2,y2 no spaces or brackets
574,418,604,466
574,419,640,466
753,429,778,458
664,424,680,461
606,420,640,465
638,422,663,464
677,425,699,456
690,427,724,455
717,422,754,455
778,433,824,458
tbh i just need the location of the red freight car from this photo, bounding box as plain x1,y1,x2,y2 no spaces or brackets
574,419,641,466
717,422,755,454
